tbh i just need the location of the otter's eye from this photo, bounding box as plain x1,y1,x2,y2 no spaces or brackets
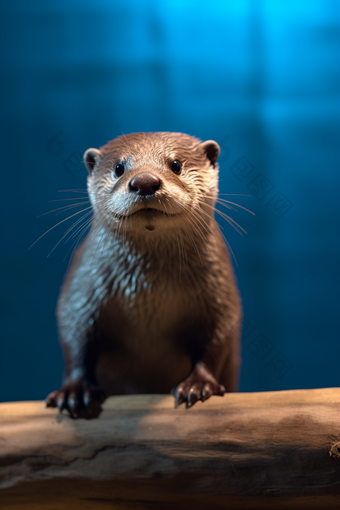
171,160,181,174
115,162,125,177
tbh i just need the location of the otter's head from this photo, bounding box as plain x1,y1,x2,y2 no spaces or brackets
83,132,220,236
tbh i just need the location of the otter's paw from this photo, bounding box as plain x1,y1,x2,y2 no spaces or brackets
172,364,225,408
45,379,106,419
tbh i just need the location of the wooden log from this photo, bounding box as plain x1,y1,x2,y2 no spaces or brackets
0,388,339,509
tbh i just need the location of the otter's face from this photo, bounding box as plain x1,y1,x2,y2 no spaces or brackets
84,132,220,235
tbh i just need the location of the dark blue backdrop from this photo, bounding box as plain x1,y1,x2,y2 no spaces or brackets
1,0,339,402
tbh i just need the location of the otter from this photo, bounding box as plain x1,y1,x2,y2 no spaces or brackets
46,132,242,419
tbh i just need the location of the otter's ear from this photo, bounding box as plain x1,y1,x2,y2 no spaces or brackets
201,140,220,167
83,148,102,174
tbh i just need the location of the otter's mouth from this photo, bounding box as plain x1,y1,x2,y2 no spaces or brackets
112,207,181,219
129,207,177,217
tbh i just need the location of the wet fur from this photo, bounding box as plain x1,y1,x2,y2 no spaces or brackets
49,132,242,416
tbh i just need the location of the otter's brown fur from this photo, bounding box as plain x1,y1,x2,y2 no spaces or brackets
46,132,242,418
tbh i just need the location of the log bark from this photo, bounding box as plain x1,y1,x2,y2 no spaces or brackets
0,388,339,509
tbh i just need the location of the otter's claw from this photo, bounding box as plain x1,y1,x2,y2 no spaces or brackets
172,364,225,408
45,379,106,419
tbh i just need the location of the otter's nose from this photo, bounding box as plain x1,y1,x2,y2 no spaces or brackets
129,173,161,195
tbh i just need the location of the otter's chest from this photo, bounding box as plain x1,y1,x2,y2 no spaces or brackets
100,276,205,348
95,276,211,394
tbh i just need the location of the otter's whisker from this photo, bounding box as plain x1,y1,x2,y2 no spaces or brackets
215,209,247,236
70,209,105,270
47,209,93,257
89,216,108,271
197,201,247,236
192,204,239,265
172,198,208,245
212,207,247,236
184,217,204,266
58,189,88,194
176,198,211,240
186,209,210,244
49,197,90,202
217,193,252,197
203,192,255,215
37,201,90,218
203,194,233,209
29,206,93,250
189,208,212,242
66,211,93,243
216,198,255,216
180,208,210,262
55,202,91,216
64,212,95,264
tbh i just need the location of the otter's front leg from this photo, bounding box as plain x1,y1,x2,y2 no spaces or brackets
172,361,225,408
45,329,106,419
172,336,237,408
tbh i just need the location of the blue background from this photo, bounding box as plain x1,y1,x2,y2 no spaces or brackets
1,0,339,402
